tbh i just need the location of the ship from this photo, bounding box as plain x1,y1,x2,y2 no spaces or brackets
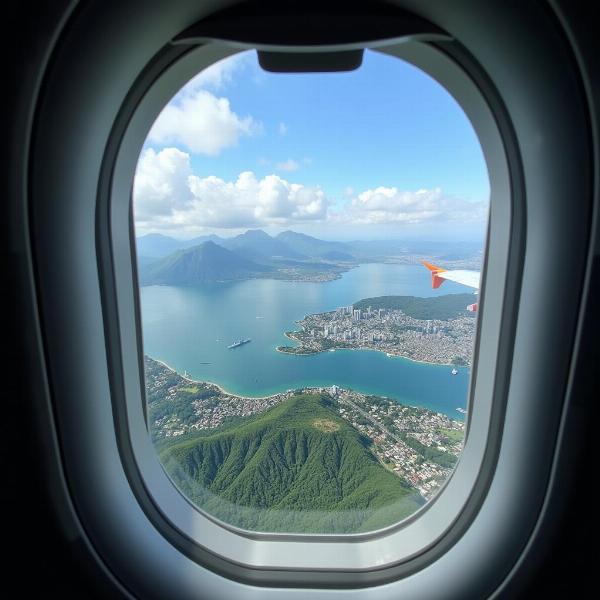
451,368,458,375
227,338,251,349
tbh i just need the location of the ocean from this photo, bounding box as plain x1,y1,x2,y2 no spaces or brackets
139,263,474,419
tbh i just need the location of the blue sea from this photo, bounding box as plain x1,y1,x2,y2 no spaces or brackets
139,263,474,419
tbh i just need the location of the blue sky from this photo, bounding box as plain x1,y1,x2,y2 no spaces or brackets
134,49,489,241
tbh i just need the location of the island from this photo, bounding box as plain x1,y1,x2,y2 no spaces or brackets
276,293,477,366
145,355,466,512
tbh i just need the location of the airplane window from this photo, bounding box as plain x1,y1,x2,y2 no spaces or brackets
132,49,489,534
24,0,595,592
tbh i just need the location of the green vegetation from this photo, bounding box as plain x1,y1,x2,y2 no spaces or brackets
158,393,423,533
353,294,477,320
278,334,345,354
277,345,314,354
400,434,457,469
438,427,465,443
312,418,340,432
180,385,201,394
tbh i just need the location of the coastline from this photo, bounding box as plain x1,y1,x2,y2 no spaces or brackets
152,357,286,401
275,336,467,369
148,355,467,422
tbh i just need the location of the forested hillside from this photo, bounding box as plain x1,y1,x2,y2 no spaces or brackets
159,393,424,533
353,294,476,320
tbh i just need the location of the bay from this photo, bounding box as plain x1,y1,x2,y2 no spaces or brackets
139,263,474,419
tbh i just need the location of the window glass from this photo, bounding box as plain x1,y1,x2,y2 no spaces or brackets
133,49,489,534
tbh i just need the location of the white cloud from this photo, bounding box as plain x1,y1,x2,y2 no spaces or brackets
133,148,194,222
278,122,288,135
145,52,263,156
338,186,487,225
276,159,299,172
185,171,327,227
182,53,248,92
134,148,328,234
133,148,486,236
147,89,260,155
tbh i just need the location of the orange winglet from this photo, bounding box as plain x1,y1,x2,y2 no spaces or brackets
422,261,447,289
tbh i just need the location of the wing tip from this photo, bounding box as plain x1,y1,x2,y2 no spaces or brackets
421,260,446,273
422,261,446,289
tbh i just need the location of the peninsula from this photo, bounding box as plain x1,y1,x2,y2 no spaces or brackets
276,293,476,366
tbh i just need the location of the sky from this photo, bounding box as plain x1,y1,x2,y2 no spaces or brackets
133,49,490,242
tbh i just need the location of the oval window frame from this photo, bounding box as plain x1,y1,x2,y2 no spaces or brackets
102,37,516,578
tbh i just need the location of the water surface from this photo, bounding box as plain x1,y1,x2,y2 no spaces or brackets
140,264,474,418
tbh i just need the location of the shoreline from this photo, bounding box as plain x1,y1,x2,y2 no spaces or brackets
149,356,467,420
152,357,286,401
275,338,468,369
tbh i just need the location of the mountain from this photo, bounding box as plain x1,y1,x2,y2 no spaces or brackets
158,393,423,533
276,230,354,259
140,241,272,285
184,233,223,247
136,233,189,259
136,231,482,265
136,233,223,259
221,229,307,262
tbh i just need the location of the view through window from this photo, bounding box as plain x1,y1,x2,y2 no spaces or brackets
133,50,489,534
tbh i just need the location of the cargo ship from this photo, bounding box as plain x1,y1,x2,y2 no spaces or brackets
227,338,251,349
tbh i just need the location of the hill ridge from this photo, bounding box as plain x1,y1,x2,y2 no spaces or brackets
159,393,423,533
140,240,272,285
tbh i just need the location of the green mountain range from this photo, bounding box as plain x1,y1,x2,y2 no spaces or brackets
139,241,272,285
136,229,482,264
135,230,483,286
158,393,423,533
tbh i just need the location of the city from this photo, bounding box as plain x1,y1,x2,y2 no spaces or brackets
333,388,464,500
277,300,476,366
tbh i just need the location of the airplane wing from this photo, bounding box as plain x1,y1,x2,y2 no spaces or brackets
422,261,480,311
